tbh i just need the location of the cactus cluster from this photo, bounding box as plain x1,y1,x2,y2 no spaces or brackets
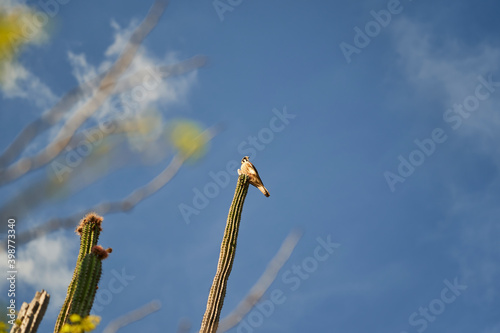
54,213,111,333
7,160,269,333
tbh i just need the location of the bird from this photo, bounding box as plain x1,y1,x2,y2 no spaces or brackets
238,156,270,197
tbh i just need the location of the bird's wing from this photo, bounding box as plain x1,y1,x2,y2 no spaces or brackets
248,162,265,182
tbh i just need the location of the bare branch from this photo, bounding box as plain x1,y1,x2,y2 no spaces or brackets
102,300,161,333
8,125,220,246
114,55,208,93
0,54,207,169
0,76,100,168
176,318,192,333
217,229,303,332
0,0,169,185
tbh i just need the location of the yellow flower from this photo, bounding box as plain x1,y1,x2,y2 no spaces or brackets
0,9,25,63
81,315,100,331
69,314,82,324
169,119,208,161
0,6,49,81
0,321,7,333
60,323,73,333
60,315,101,333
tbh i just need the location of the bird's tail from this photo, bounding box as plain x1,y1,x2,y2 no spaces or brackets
258,186,270,197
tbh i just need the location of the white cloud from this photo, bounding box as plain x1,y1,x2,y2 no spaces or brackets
66,19,199,123
391,17,500,306
1,62,58,109
105,19,139,59
391,17,500,137
0,232,76,316
392,18,500,88
67,51,100,88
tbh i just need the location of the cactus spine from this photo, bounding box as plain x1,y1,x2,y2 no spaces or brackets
54,213,104,333
199,174,250,333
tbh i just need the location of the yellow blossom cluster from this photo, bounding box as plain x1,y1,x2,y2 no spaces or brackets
60,314,101,333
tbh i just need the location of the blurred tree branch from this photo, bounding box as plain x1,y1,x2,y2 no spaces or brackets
3,125,219,247
0,54,206,169
102,300,161,333
0,0,210,242
0,0,170,185
217,230,302,332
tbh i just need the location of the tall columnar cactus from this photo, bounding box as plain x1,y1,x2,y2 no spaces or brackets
69,246,111,318
54,213,105,333
199,174,250,333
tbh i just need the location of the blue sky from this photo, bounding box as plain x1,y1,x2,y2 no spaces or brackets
1,0,500,332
